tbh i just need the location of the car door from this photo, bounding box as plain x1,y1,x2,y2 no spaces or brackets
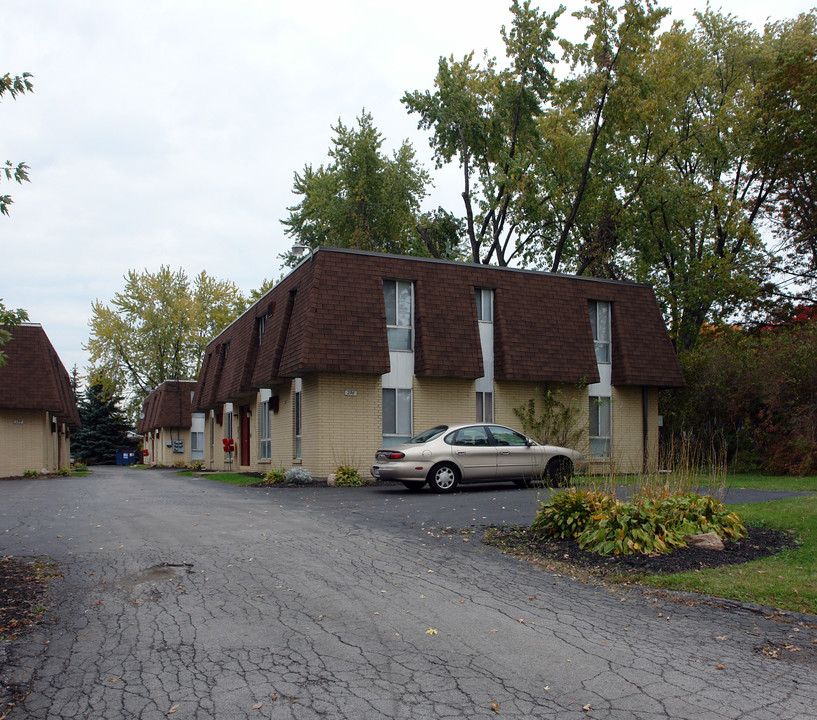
488,425,536,479
448,425,497,480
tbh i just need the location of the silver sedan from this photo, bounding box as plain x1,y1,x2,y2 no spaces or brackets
370,423,586,493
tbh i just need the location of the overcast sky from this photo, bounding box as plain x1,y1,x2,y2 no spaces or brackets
3,0,813,377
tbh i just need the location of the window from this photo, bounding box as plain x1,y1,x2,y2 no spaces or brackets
383,279,413,350
589,396,612,458
589,300,611,363
476,288,493,322
476,391,493,422
191,413,205,460
259,400,271,459
382,388,412,445
191,431,204,459
488,425,527,446
257,315,266,346
449,425,491,446
294,379,302,459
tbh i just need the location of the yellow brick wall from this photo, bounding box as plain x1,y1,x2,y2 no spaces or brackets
269,383,295,470
494,381,589,452
0,409,48,476
608,386,659,475
413,377,475,430
301,373,382,477
150,428,193,467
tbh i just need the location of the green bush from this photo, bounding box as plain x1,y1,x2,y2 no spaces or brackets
58,466,71,476
264,468,286,485
530,488,616,540
532,490,747,556
333,465,366,487
23,469,40,477
72,462,88,472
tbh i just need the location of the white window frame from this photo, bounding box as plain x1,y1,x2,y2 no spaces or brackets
294,378,302,459
383,279,413,351
259,399,271,460
476,288,493,322
589,395,612,458
382,387,412,446
476,391,494,422
589,300,611,364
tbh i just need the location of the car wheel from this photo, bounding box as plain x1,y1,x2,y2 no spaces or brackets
402,481,425,491
547,457,573,487
428,463,460,493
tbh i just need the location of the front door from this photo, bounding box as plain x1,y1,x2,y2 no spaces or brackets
240,405,251,466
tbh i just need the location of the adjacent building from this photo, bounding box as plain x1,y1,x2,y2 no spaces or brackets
185,247,684,478
0,323,81,477
136,380,202,466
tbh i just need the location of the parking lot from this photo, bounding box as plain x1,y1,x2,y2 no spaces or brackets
1,466,815,719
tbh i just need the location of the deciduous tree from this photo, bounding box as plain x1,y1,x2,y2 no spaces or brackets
1,71,33,216
86,267,247,420
281,111,437,264
0,299,29,367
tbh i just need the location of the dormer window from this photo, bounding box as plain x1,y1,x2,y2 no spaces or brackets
476,288,493,322
383,279,413,350
589,300,611,363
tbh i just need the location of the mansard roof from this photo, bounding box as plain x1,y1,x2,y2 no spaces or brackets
137,380,197,433
0,323,81,427
193,247,684,410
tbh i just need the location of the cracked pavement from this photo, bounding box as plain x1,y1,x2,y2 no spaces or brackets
1,466,815,719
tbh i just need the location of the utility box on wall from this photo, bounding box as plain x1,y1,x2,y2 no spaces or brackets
173,439,185,453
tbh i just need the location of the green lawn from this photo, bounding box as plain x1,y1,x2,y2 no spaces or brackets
639,493,817,615
725,473,817,492
176,471,262,486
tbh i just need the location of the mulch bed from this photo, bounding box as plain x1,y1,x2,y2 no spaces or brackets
483,525,798,576
0,557,56,641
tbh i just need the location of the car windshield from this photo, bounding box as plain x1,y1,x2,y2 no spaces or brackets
407,425,448,444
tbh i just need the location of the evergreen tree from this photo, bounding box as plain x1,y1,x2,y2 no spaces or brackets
71,383,130,465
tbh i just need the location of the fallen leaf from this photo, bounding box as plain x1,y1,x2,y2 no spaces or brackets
252,702,263,709
426,628,438,635
716,664,725,670
491,700,499,712
167,704,179,715
582,704,592,712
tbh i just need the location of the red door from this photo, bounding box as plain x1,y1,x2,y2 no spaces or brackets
240,406,251,466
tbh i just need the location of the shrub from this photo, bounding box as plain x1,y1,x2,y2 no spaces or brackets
530,488,616,540
285,467,312,484
333,465,366,487
72,462,88,472
58,466,71,476
532,490,747,556
264,468,286,485
191,461,204,471
23,470,40,478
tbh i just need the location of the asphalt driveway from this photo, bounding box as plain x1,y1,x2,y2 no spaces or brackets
1,466,815,719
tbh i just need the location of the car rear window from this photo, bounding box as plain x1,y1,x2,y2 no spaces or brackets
408,425,448,443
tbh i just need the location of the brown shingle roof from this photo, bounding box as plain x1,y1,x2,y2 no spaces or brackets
0,324,81,427
193,248,684,410
137,380,197,433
